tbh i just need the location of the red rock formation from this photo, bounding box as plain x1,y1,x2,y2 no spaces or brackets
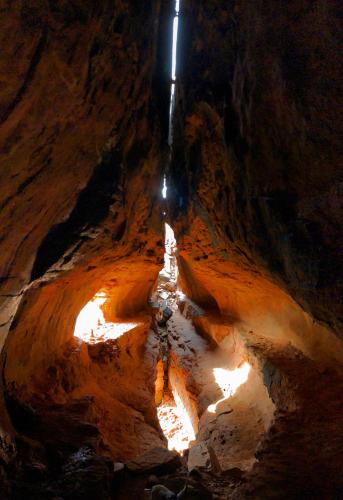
167,0,343,497
0,1,342,498
171,0,343,334
0,0,167,488
0,0,164,345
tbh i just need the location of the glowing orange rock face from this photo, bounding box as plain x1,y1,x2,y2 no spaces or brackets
3,235,164,462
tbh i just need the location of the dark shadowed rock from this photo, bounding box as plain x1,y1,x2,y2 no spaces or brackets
127,447,182,474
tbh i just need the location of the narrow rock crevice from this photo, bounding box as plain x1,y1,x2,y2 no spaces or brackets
30,149,124,281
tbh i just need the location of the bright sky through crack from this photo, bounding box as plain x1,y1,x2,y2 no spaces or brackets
164,0,181,198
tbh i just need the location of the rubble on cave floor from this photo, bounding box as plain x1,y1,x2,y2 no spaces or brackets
150,223,179,310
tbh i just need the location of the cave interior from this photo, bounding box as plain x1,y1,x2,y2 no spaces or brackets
0,1,342,499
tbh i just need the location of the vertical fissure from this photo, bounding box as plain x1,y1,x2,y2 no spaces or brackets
153,224,197,453
162,0,181,200
168,0,180,147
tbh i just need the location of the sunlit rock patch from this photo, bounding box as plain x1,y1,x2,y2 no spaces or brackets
157,393,195,453
74,291,141,344
207,362,251,414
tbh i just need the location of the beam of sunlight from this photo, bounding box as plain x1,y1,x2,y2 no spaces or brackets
168,0,180,146
157,391,195,453
74,293,139,344
207,362,251,413
171,15,179,81
173,388,196,442
74,293,106,337
159,223,177,282
151,222,179,308
162,175,167,199
165,222,176,250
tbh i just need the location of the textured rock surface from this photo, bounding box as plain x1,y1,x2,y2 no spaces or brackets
171,0,343,335
0,0,164,346
167,0,343,497
0,0,166,488
6,321,166,461
0,1,342,499
167,309,275,474
126,446,181,474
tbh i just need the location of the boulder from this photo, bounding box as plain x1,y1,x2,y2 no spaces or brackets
126,447,181,474
187,442,211,472
157,305,173,326
151,484,177,499
113,462,125,478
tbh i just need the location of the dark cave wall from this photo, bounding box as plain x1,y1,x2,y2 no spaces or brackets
169,4,343,496
0,0,169,461
171,0,343,335
0,0,164,350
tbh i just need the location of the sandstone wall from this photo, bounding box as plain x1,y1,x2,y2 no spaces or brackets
170,0,343,336
0,0,164,349
0,0,168,456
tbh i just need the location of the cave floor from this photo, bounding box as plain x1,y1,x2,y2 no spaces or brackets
3,313,343,499
3,257,343,500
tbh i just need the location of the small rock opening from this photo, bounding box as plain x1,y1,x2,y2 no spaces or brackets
73,290,141,344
